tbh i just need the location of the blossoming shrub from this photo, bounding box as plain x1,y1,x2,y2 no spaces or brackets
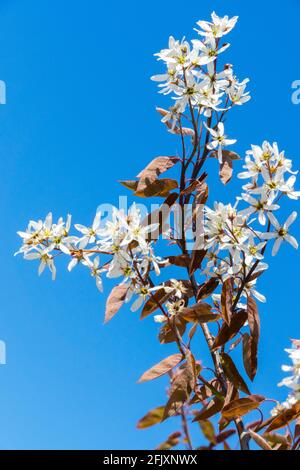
17,12,300,450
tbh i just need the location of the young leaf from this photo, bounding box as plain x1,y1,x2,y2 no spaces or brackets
248,429,273,450
197,278,219,301
193,398,224,422
135,178,178,198
140,288,172,319
137,156,180,185
137,406,165,429
180,302,220,323
212,309,247,350
266,402,300,432
138,354,183,383
221,278,233,325
222,395,264,420
243,333,253,380
247,296,260,380
104,284,128,323
189,249,207,276
220,157,233,185
156,432,181,450
167,254,190,268
119,180,138,191
220,352,250,395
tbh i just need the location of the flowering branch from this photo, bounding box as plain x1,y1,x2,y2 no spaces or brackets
16,12,300,450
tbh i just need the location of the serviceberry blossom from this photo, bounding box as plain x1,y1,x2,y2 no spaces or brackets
16,13,300,450
271,340,300,416
206,122,237,162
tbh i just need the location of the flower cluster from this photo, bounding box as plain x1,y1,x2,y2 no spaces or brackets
16,204,167,311
152,12,250,161
202,141,299,305
271,340,300,416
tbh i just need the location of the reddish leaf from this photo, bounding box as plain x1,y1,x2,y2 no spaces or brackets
181,302,220,323
212,309,247,349
248,429,273,450
135,178,178,198
159,316,187,345
137,156,180,186
140,288,172,319
163,352,196,419
221,278,233,325
243,333,253,380
220,157,232,185
119,180,138,191
137,406,165,429
189,249,207,276
247,296,260,380
197,278,219,301
222,395,264,420
266,402,300,432
167,254,190,268
220,353,250,394
156,432,181,450
104,284,128,323
138,354,183,383
193,398,224,422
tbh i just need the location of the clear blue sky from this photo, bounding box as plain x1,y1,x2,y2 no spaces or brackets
0,0,299,449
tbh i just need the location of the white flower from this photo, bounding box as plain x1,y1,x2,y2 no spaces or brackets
240,192,279,225
273,340,300,415
192,36,230,66
263,212,298,256
206,122,236,163
82,256,103,292
75,211,102,249
24,247,56,280
195,12,238,38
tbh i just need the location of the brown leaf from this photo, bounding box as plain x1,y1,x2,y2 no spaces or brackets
220,157,233,185
266,402,300,432
221,278,233,325
197,278,219,301
159,316,187,345
220,353,250,394
216,429,236,444
189,249,207,276
137,406,165,429
243,333,253,380
248,429,273,450
138,354,183,383
198,420,216,445
180,302,220,323
247,296,260,380
104,284,128,323
167,254,190,268
119,180,138,191
140,288,172,319
193,398,224,422
222,395,264,420
135,178,178,198
156,432,181,450
212,309,247,350
180,180,203,196
211,149,241,161
137,156,180,185
163,353,196,419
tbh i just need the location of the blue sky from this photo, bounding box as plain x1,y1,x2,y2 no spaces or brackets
0,0,299,449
